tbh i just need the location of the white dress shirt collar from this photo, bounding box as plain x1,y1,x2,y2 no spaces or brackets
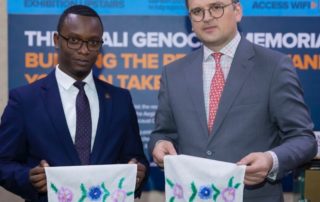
203,32,241,62
55,65,95,90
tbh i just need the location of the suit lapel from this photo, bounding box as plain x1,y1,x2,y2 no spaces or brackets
210,39,255,138
41,70,80,164
90,78,113,164
184,48,209,137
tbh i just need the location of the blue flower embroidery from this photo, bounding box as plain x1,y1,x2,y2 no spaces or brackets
198,186,213,200
88,186,102,200
79,183,109,202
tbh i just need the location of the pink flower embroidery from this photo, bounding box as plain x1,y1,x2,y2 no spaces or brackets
221,187,236,202
111,189,127,202
57,187,73,202
173,183,184,199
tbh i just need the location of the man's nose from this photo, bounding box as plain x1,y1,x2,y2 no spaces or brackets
78,41,90,54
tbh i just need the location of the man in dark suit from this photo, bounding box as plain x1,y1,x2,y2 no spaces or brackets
149,0,317,201
0,5,148,201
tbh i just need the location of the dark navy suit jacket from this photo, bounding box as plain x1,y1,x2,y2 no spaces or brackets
0,70,148,201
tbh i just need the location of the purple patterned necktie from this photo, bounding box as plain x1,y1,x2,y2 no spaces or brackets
74,81,92,165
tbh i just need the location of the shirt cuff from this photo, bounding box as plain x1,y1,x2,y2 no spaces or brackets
266,151,279,181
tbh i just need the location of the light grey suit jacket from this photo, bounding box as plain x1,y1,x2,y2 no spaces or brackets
149,38,317,202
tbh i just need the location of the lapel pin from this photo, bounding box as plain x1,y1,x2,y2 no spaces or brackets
105,93,111,99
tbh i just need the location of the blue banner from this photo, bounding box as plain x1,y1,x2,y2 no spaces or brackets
242,0,320,16
8,0,187,15
8,0,320,16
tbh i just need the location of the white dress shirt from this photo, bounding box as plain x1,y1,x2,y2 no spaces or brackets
55,65,99,151
203,32,241,121
202,32,278,179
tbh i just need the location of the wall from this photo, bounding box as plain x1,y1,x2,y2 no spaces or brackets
0,0,8,114
0,0,20,201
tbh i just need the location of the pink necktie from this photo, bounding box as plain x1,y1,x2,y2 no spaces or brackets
208,52,225,133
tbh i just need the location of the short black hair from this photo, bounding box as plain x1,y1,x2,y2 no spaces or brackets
57,5,104,33
185,0,240,9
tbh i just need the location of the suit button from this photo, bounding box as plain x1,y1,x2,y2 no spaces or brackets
206,150,212,156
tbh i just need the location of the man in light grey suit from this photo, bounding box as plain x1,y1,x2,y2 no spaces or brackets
148,0,317,201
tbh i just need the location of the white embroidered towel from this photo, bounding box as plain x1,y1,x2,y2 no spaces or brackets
164,155,246,202
45,164,136,202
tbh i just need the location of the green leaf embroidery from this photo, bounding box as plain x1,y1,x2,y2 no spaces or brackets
118,177,125,189
126,191,134,196
101,182,110,196
50,183,58,193
78,183,87,202
78,195,86,202
102,194,108,202
228,176,234,187
170,196,175,202
234,183,241,189
101,182,110,202
211,184,221,201
189,182,197,202
166,178,174,188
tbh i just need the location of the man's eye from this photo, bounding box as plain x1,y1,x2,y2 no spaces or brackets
88,41,99,46
191,8,203,16
211,5,223,11
69,38,80,43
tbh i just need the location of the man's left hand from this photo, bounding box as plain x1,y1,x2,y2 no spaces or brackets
128,158,146,189
237,152,273,185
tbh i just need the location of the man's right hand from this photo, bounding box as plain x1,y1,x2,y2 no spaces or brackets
29,160,50,193
152,140,177,167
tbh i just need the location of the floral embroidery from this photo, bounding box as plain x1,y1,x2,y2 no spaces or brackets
111,189,127,202
50,183,73,202
173,183,184,199
188,176,241,202
110,177,134,202
58,187,73,202
88,186,102,200
79,182,109,202
166,178,184,201
220,176,241,202
189,182,220,202
221,187,236,202
198,186,213,200
50,177,134,202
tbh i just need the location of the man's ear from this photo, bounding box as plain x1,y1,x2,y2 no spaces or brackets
53,32,59,49
234,2,243,23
